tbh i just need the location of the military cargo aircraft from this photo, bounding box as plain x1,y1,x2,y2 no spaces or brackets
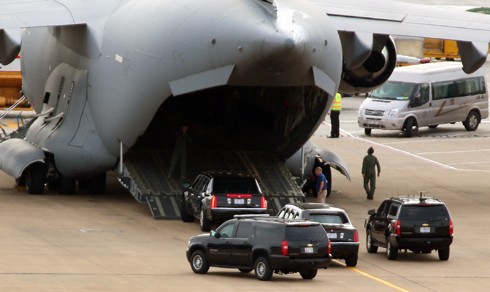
0,0,489,218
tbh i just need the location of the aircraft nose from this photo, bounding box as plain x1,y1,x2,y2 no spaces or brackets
211,0,342,92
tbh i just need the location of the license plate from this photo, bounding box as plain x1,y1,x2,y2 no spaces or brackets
420,227,431,233
303,247,314,254
234,198,244,204
327,233,337,239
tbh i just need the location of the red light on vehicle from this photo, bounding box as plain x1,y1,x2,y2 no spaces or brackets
353,230,359,242
328,240,332,255
394,220,401,235
281,240,289,256
449,219,454,235
210,195,217,208
260,197,267,209
226,194,252,198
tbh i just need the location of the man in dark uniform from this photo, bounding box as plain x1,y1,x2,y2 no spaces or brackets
362,147,381,200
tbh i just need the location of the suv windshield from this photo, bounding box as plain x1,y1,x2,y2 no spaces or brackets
370,81,419,101
213,178,259,193
286,225,327,241
398,205,450,220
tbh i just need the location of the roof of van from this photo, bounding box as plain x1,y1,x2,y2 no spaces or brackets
389,62,484,83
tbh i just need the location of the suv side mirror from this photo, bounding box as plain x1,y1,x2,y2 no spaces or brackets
368,209,376,216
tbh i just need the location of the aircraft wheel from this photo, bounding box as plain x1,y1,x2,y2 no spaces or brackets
25,163,47,195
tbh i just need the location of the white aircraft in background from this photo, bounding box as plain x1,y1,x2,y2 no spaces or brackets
0,0,489,217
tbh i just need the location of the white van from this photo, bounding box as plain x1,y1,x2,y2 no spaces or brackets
358,62,489,137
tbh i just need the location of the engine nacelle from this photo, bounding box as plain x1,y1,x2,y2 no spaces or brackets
338,34,397,94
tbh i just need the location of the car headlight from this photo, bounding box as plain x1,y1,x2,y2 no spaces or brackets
386,109,398,119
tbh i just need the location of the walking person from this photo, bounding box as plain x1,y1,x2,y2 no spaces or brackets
362,147,381,200
314,166,328,203
168,124,191,179
329,92,342,138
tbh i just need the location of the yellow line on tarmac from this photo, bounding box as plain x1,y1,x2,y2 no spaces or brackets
332,259,409,292
349,267,409,292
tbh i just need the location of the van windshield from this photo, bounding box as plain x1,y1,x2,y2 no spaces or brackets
370,81,419,101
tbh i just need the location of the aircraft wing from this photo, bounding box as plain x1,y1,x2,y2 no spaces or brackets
311,0,490,73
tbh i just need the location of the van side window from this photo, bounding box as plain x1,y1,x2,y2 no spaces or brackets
410,83,429,107
433,77,486,100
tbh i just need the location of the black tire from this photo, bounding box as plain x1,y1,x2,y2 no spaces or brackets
200,209,212,232
190,250,209,274
254,257,273,281
428,124,439,129
386,240,398,260
403,118,415,137
25,163,47,195
463,111,480,131
300,268,317,280
364,128,372,136
238,268,253,273
345,254,358,267
180,198,194,222
438,247,450,261
366,230,378,253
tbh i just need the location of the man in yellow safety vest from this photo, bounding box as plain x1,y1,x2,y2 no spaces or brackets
329,93,342,138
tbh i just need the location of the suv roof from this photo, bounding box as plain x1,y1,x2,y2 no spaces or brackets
388,195,446,205
285,202,347,213
233,215,321,226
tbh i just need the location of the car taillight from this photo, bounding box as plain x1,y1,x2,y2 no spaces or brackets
394,220,401,235
260,197,267,209
281,240,289,256
328,240,332,255
449,219,454,235
210,195,217,208
353,230,359,242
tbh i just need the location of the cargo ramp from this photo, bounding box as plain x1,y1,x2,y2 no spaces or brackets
118,149,304,219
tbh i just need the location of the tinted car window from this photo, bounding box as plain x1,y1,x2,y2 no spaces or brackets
236,221,253,238
255,223,283,240
213,178,259,193
219,222,236,238
286,225,327,241
398,205,450,220
310,213,346,224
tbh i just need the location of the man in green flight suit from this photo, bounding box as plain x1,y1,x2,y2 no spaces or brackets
362,147,381,200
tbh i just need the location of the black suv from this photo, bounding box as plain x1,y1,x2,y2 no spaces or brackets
365,195,453,260
277,202,359,266
186,216,332,281
180,172,268,231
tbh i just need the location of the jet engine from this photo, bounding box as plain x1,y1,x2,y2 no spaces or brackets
338,33,397,94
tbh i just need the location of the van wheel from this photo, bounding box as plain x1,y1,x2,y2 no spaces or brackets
364,128,372,136
428,124,438,129
463,111,480,131
403,118,416,137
